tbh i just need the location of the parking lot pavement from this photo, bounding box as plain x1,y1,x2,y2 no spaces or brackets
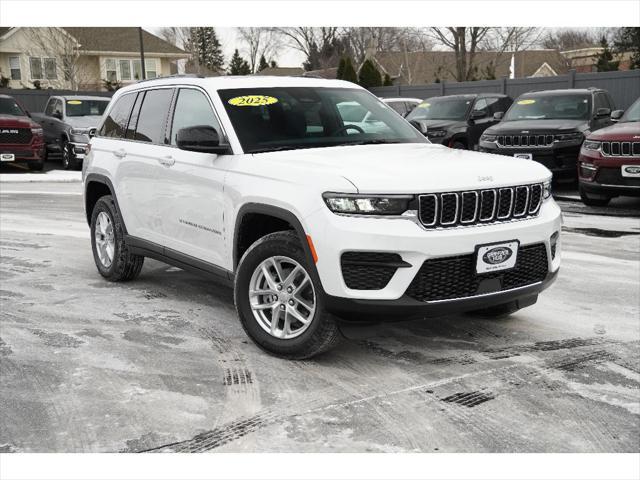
0,182,638,453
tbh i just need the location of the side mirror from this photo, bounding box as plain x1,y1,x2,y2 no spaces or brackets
595,107,611,118
176,125,230,154
470,109,486,120
611,109,624,122
88,128,97,139
409,119,429,135
53,111,63,120
493,111,504,120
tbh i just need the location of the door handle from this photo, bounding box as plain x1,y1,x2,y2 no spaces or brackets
159,155,175,167
113,149,127,158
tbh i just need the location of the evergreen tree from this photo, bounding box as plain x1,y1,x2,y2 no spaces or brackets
358,59,382,89
341,57,358,83
613,27,640,69
189,27,224,73
383,73,393,86
336,57,346,80
595,36,619,72
228,49,251,75
257,55,270,72
270,60,278,68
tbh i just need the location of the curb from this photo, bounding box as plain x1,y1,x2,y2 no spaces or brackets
0,171,82,184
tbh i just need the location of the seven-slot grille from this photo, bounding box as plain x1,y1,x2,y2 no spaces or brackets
418,184,543,229
0,128,32,144
600,141,640,157
497,134,554,148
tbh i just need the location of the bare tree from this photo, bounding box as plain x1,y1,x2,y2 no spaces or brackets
342,27,433,63
271,27,342,70
482,27,543,53
19,27,91,90
429,27,491,81
237,27,280,73
542,28,598,51
157,27,192,50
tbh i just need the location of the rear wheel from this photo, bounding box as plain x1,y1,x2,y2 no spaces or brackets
234,231,340,359
90,195,144,281
579,186,611,207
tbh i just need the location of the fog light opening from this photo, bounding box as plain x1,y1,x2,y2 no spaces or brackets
550,231,560,260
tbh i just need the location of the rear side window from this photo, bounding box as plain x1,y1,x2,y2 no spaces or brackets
125,93,144,140
133,88,173,144
169,88,222,145
99,93,136,138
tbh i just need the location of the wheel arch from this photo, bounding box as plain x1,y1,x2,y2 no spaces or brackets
84,174,128,234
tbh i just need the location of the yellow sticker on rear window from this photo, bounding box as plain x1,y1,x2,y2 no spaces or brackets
228,95,278,107
67,100,82,105
517,99,536,105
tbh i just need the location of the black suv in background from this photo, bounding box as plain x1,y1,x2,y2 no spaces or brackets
406,93,512,150
479,88,615,181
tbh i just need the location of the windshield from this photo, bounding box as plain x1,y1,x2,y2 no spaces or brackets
218,87,427,154
0,97,25,116
504,94,591,121
406,97,473,121
621,98,640,122
65,99,109,117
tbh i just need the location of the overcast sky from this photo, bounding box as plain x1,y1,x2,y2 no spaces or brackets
147,27,306,68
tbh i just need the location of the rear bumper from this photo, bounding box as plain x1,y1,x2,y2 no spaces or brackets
326,269,557,320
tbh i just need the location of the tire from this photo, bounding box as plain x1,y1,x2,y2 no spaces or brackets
234,231,340,359
579,186,611,207
27,159,44,171
61,139,79,170
451,141,466,150
90,195,144,281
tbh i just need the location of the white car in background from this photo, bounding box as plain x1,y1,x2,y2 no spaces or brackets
84,75,561,359
381,97,422,117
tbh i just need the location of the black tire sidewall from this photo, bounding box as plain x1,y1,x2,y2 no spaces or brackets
90,196,121,278
234,233,331,356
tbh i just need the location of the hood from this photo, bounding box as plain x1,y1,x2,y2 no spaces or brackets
253,143,551,194
488,119,587,134
588,121,640,141
0,114,39,129
65,115,103,129
418,119,465,131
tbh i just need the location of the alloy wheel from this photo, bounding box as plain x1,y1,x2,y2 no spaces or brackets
94,211,115,268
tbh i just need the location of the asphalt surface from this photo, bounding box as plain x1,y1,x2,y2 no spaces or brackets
0,180,639,453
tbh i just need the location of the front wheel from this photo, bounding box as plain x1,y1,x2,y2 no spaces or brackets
234,231,340,359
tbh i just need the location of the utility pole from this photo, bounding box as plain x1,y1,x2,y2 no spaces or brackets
138,27,146,80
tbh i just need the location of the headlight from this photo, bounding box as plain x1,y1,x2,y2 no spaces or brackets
543,180,552,200
323,193,413,216
480,134,497,142
427,130,446,138
554,132,583,142
582,140,601,151
30,127,43,136
70,128,90,136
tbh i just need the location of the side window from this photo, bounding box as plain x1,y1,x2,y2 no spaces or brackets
484,97,501,114
98,93,136,138
387,101,406,116
170,88,223,145
405,102,417,115
54,100,63,116
44,98,56,116
472,98,488,115
125,92,144,140
594,92,609,111
133,88,174,144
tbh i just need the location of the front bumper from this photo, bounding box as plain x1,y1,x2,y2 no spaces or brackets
0,144,44,162
68,141,88,161
480,141,580,178
305,199,562,311
578,151,640,197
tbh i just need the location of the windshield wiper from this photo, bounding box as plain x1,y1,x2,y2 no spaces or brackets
345,139,403,146
247,145,317,154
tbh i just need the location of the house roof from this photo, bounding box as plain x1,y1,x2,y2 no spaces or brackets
63,27,186,55
302,67,339,79
255,67,304,76
0,27,11,38
373,50,570,85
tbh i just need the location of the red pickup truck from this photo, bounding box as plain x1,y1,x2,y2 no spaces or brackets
578,97,640,206
0,94,45,171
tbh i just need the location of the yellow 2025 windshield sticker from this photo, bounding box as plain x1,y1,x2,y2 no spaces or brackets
67,100,83,105
517,99,536,105
228,95,278,107
420,102,431,107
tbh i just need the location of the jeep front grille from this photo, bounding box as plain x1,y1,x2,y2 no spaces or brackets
418,184,543,229
600,141,640,157
497,134,554,148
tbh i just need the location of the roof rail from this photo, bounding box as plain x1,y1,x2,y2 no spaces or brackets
135,73,204,84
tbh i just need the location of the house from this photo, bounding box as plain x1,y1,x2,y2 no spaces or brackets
255,67,304,76
562,47,636,73
0,27,188,91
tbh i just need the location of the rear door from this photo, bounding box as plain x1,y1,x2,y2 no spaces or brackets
155,86,229,267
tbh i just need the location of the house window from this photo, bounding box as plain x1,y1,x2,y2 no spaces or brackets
105,59,117,82
119,60,131,81
29,57,43,79
145,59,157,79
132,60,142,80
44,58,57,80
9,57,21,80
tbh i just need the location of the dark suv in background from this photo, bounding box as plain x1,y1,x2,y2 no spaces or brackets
479,88,615,181
406,93,512,150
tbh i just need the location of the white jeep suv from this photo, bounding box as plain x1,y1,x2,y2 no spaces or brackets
83,75,561,359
